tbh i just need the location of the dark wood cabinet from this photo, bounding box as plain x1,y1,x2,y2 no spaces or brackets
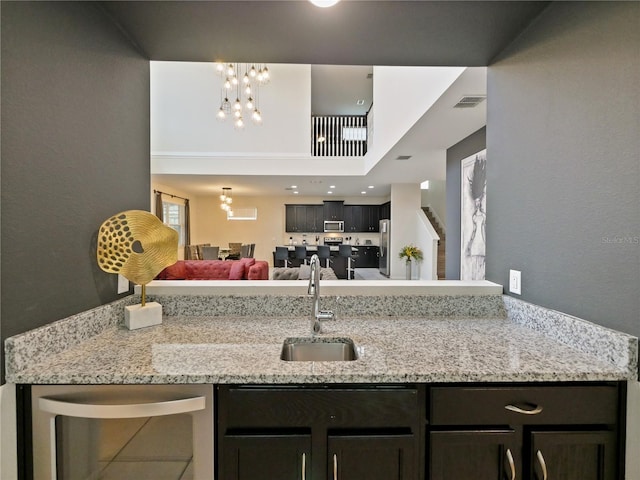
529,430,617,480
343,205,379,232
221,434,311,480
356,245,379,268
217,385,422,480
329,434,416,480
286,204,324,232
380,201,391,220
343,205,362,232
430,430,517,480
288,201,385,233
429,385,622,480
362,204,381,231
323,200,344,221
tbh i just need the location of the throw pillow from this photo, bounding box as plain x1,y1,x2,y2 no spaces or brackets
298,264,311,280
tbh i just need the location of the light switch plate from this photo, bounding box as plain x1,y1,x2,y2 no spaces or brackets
117,274,130,294
509,269,521,295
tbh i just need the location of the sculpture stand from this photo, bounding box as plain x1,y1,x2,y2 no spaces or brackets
124,285,162,330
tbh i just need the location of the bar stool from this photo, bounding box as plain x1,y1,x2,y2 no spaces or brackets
339,244,356,280
275,246,290,267
295,245,308,265
317,245,331,268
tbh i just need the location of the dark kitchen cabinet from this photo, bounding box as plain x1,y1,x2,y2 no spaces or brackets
380,201,391,220
221,434,311,480
357,245,379,268
430,430,517,480
362,204,381,231
429,385,622,480
329,434,416,480
217,385,423,480
286,204,323,232
343,205,362,232
324,200,344,221
344,205,380,232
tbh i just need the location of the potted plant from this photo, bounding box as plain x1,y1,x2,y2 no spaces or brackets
399,245,423,280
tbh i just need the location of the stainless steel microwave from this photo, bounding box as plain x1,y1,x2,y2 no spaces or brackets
324,220,344,232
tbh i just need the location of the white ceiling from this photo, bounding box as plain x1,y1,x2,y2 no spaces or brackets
152,66,487,198
115,1,535,198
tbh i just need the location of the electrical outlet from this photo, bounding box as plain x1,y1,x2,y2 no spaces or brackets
117,274,130,294
509,269,521,295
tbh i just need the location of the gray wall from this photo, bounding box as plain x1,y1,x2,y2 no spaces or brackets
486,2,640,338
446,127,486,280
1,2,150,381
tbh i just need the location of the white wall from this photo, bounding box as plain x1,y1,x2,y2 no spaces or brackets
0,384,17,480
389,183,422,279
151,62,311,156
366,66,464,172
421,179,446,230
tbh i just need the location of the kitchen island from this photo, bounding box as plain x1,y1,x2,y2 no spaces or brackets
5,285,637,480
6,283,636,384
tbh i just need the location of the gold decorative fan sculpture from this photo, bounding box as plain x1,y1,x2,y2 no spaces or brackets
97,210,178,306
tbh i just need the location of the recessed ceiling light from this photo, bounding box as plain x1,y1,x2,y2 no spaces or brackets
368,185,374,189
420,180,430,190
309,0,340,7
329,185,336,189
356,99,365,105
291,185,297,188
327,191,333,194
293,191,299,194
361,191,367,195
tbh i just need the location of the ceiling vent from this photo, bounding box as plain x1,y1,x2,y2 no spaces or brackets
396,155,412,160
366,73,373,79
454,95,486,108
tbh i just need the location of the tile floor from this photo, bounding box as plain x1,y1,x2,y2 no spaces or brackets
60,414,193,480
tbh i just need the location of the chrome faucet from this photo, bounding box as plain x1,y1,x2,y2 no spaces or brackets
308,254,335,334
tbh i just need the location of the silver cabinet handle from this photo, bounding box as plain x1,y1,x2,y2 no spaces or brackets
505,403,543,415
506,448,516,480
536,450,548,480
333,453,338,480
302,453,306,480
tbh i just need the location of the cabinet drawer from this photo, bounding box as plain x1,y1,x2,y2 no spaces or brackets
220,386,420,428
430,385,618,426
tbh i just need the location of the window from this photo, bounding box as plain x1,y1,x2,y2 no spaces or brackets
162,201,186,245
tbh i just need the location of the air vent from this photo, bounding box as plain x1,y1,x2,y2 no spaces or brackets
366,73,373,79
396,155,412,160
454,95,486,108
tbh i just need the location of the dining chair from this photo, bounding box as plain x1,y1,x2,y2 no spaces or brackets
201,246,220,260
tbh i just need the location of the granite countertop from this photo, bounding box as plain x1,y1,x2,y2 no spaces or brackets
6,314,632,385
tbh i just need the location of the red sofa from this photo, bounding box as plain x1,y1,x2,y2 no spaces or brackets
156,258,269,280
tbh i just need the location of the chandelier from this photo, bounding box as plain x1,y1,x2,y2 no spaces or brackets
220,187,233,215
215,62,270,129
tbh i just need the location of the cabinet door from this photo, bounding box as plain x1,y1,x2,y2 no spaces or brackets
312,205,325,232
530,431,617,480
363,205,380,231
286,205,297,232
328,434,416,480
430,430,518,480
221,434,311,480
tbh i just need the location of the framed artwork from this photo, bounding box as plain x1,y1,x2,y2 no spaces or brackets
460,149,487,280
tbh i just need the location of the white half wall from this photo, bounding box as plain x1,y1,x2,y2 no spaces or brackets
0,383,17,480
390,183,422,279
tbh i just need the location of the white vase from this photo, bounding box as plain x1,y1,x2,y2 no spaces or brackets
405,260,412,280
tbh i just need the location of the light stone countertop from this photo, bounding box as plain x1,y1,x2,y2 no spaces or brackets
7,315,631,385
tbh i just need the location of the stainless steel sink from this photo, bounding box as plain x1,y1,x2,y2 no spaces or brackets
280,337,358,362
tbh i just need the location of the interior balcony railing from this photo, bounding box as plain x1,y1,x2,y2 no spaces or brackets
312,115,368,157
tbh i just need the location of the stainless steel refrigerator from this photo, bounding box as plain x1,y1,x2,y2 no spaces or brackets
379,219,390,276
